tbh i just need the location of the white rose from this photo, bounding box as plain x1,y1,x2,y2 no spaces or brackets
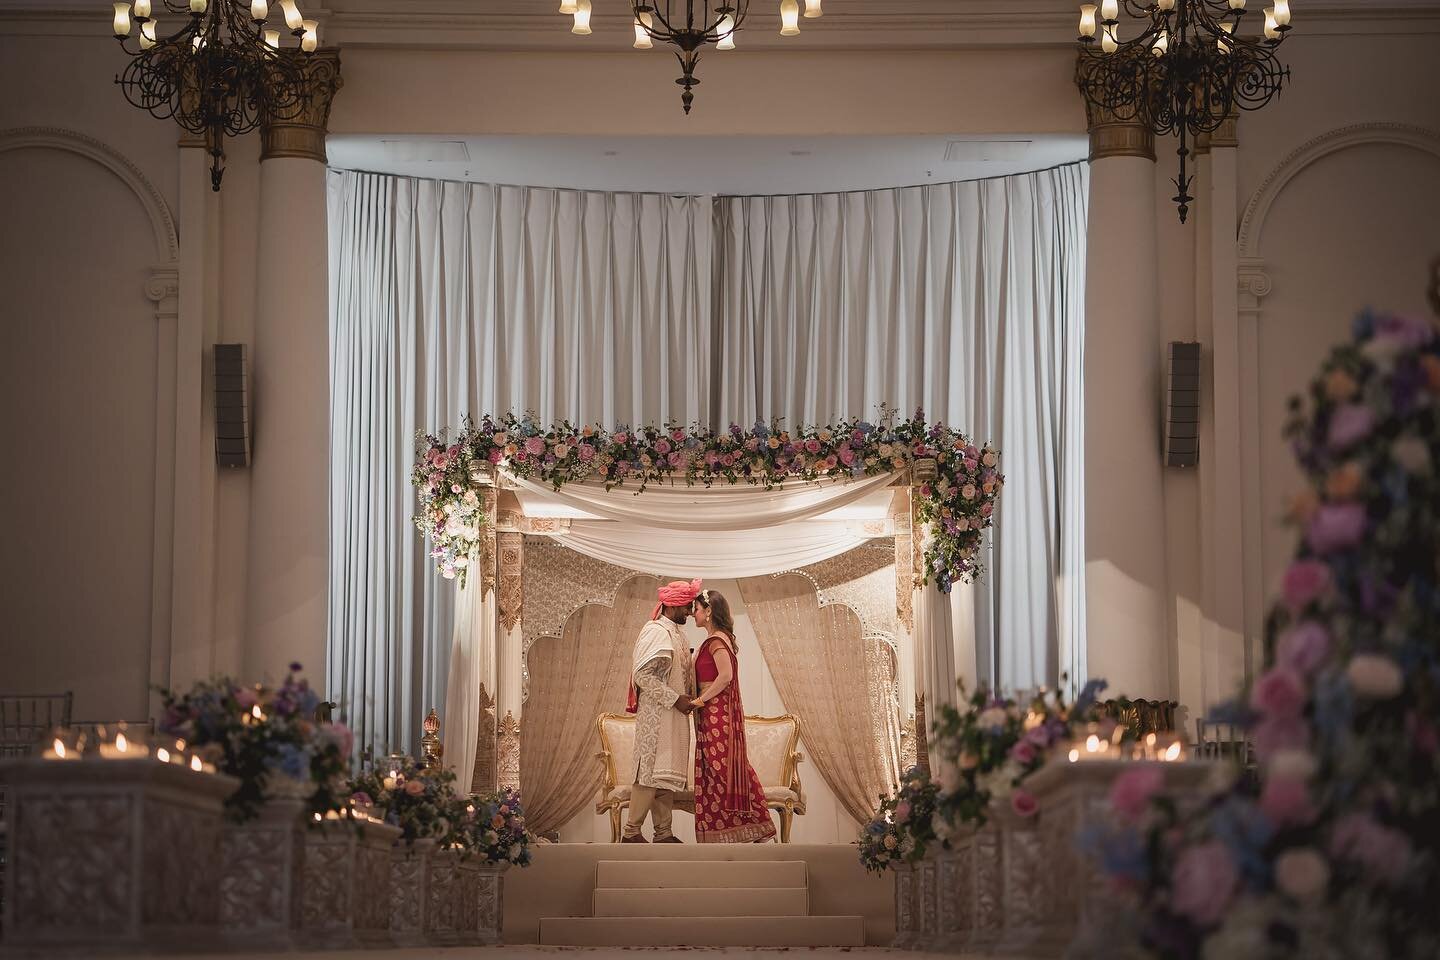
443,501,458,515
932,812,954,842
442,567,456,580
454,556,469,569
1267,749,1317,782
554,444,571,459
1274,847,1329,903
1346,654,1403,699
1391,435,1431,475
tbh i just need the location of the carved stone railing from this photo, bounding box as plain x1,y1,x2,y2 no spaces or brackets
893,759,1211,956
390,839,510,946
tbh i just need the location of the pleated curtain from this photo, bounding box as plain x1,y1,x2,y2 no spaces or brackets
327,171,713,756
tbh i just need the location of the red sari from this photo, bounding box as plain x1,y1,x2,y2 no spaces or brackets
693,635,777,843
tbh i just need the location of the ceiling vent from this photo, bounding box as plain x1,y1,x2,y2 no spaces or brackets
943,140,1031,163
379,140,471,162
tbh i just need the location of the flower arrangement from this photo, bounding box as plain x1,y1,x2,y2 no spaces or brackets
858,768,940,873
348,755,468,847
459,787,533,866
412,421,485,586
413,409,1003,592
1089,311,1440,959
157,663,353,822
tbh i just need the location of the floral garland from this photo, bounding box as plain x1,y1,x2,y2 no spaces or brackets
859,768,940,873
1088,312,1440,958
349,756,469,848
460,786,533,866
414,409,1003,591
157,664,353,823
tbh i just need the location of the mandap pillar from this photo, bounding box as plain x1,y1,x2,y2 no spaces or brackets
244,51,343,684
1079,97,1170,700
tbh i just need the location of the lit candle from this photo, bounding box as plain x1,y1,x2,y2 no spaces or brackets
313,812,323,822
571,0,591,35
1067,748,1080,762
134,0,151,18
1163,740,1183,762
717,12,736,48
1101,22,1119,53
1217,20,1234,51
633,13,652,49
804,0,822,16
156,747,171,762
190,754,204,772
1263,7,1279,38
190,0,207,14
251,0,267,21
1100,0,1119,22
1272,0,1290,26
251,704,264,721
43,737,74,760
264,28,280,48
113,3,132,36
558,0,577,12
300,18,318,51
780,0,800,36
1085,734,1101,753
1078,4,1097,39
279,0,302,31
1151,28,1168,55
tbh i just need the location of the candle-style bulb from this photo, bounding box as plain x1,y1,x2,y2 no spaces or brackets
803,0,822,16
717,12,736,48
300,18,318,51
1101,22,1119,53
1217,20,1234,51
264,28,280,48
1078,4,1097,39
251,0,267,21
633,13,652,48
558,0,577,12
1263,7,1279,38
1151,28,1168,55
139,19,157,47
1100,0,1119,22
780,0,800,35
279,0,302,31
113,3,132,37
571,0,591,35
133,0,150,18
1273,0,1290,25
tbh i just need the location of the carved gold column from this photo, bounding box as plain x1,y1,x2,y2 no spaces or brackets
244,51,343,684
1076,76,1169,701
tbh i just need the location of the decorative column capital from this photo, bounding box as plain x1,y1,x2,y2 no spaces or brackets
261,48,343,163
1196,113,1240,155
1084,104,1156,163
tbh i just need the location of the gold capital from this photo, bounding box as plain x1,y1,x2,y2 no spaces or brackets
261,48,343,164
1076,54,1156,163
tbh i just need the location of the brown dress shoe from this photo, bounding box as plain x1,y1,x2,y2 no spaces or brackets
654,836,684,843
620,834,649,843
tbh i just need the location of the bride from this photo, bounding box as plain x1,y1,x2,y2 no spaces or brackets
689,590,777,843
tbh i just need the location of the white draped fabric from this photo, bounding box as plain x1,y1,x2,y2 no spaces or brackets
551,521,871,579
327,170,712,756
328,163,1088,763
714,165,1089,695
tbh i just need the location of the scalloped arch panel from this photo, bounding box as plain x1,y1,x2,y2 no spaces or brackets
0,126,179,263
1238,122,1440,260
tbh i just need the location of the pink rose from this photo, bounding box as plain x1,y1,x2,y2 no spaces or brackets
1260,776,1315,827
524,437,545,456
805,438,822,454
823,455,838,469
671,429,686,442
744,438,760,452
1277,621,1330,675
1306,503,1367,554
980,502,993,517
1329,813,1412,885
1282,560,1331,613
839,447,856,466
721,453,736,467
403,779,425,796
1250,666,1307,719
1326,404,1375,451
704,450,720,466
655,439,672,455
1010,789,1038,818
1010,740,1037,765
447,445,460,458
667,451,684,468
612,432,628,445
1253,716,1310,761
488,448,503,464
894,800,911,823
1108,766,1164,821
964,445,979,459
1170,841,1239,928
578,443,595,461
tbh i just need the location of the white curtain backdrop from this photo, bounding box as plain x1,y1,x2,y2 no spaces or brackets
328,170,713,756
328,162,1087,760
552,521,871,578
714,165,1089,695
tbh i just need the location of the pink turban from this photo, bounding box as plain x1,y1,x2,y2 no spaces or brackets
652,578,702,619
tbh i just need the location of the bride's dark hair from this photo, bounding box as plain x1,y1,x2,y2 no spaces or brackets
697,589,737,646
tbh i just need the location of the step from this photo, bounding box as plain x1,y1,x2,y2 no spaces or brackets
593,886,808,918
539,915,866,947
595,859,807,889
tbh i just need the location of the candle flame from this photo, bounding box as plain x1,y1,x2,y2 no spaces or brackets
1068,748,1079,763
1164,741,1182,762
251,705,263,720
1085,734,1100,752
116,733,129,753
54,738,67,758
157,747,170,762
190,755,203,771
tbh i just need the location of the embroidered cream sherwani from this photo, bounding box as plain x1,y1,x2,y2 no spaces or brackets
630,617,694,792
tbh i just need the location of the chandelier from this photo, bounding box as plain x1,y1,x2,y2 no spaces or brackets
1075,0,1293,222
110,0,322,190
561,0,824,114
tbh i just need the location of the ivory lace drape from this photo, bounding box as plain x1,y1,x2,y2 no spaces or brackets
519,575,662,836
737,574,903,823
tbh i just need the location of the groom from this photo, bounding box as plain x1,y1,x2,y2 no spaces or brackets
622,578,701,843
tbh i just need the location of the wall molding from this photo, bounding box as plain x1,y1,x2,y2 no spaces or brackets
0,126,179,264
1238,121,1440,261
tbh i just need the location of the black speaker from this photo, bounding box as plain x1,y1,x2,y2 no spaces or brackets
1165,341,1200,467
214,343,251,468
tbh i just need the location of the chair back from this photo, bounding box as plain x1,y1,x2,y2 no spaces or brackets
0,692,74,758
743,714,801,788
1194,719,1254,766
596,713,637,791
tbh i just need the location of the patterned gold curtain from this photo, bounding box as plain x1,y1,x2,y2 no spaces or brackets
737,573,903,823
519,575,662,835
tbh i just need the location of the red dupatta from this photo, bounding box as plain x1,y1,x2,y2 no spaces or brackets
704,634,750,812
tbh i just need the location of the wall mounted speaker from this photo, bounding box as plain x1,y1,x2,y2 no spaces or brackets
214,343,251,468
1165,341,1200,467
